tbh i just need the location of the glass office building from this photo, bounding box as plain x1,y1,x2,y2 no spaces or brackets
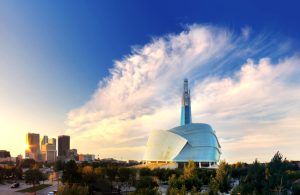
143,79,221,168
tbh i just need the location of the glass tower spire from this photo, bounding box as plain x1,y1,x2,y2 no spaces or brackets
180,79,192,126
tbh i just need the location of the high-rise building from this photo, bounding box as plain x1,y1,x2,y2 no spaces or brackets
25,133,41,161
0,150,12,163
180,79,192,126
48,138,56,145
41,136,57,163
41,135,48,145
0,150,10,158
58,135,70,159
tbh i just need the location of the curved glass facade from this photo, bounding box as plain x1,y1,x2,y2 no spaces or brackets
143,123,221,165
143,130,187,161
170,123,221,162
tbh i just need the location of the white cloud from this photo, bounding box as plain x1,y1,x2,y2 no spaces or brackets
66,25,300,162
241,26,251,39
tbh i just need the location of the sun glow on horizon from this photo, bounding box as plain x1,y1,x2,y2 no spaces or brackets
24,143,29,151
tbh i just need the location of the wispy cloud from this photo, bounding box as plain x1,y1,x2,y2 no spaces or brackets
241,26,251,39
66,24,300,162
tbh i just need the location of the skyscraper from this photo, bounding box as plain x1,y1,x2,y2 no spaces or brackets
41,135,48,145
180,79,192,126
25,133,41,161
0,150,10,158
0,150,11,163
41,136,57,162
58,135,70,159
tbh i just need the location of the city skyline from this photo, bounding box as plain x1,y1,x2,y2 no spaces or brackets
1,1,300,163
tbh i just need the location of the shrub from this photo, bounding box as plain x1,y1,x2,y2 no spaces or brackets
57,184,89,195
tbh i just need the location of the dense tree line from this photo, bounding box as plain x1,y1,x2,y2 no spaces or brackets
1,151,299,195
1,151,298,194
24,168,47,186
0,166,23,182
231,152,300,194
60,160,138,194
36,151,297,195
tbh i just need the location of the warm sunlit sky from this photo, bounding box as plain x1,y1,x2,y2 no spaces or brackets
0,1,300,163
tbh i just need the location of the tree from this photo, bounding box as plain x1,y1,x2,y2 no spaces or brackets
168,161,202,192
168,174,183,189
182,161,202,191
265,151,289,193
41,173,48,184
211,160,230,193
80,165,96,194
231,162,248,179
0,166,23,180
118,167,136,192
15,167,23,180
231,152,295,194
0,168,4,183
233,159,266,194
208,177,219,195
57,184,89,195
183,160,197,179
139,168,152,177
136,176,158,189
118,167,132,182
62,160,82,184
167,187,180,195
132,188,160,195
105,166,118,192
197,168,216,185
24,169,44,186
292,182,300,195
82,165,94,184
106,166,118,182
168,161,202,194
134,176,159,195
21,159,36,168
231,184,243,195
54,160,65,172
94,167,105,178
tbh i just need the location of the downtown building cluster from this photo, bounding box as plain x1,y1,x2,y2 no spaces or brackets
25,133,72,162
24,133,95,163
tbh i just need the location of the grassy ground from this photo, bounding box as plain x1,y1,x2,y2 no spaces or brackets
16,184,52,192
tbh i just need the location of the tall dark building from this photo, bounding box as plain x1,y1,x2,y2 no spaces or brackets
58,135,70,158
0,150,11,158
25,133,41,161
180,79,192,125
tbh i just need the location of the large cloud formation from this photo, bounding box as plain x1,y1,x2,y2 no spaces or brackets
66,25,300,162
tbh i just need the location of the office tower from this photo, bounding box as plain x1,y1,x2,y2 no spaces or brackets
41,137,57,162
180,79,192,126
0,150,12,163
25,133,41,161
48,138,56,145
41,135,48,145
58,135,70,159
0,150,10,158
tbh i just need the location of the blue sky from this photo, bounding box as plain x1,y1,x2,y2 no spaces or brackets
0,1,300,162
